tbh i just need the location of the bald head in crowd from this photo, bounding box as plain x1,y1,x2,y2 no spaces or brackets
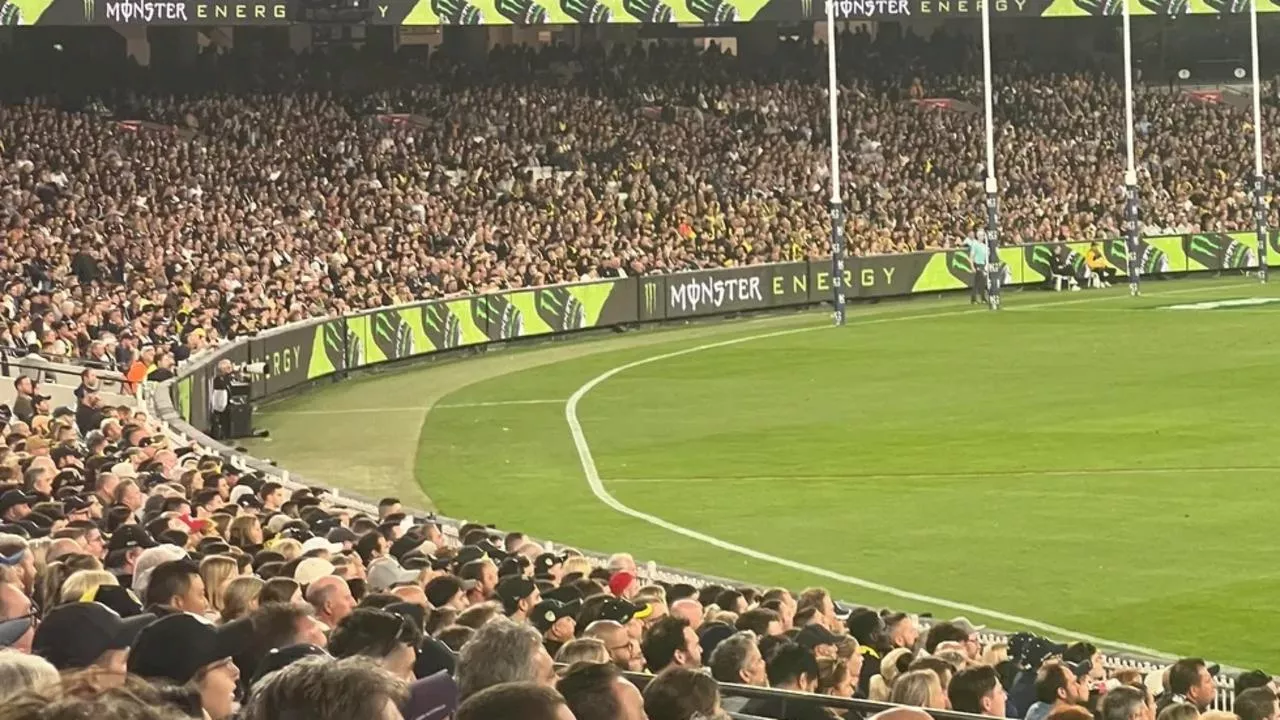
670,599,703,631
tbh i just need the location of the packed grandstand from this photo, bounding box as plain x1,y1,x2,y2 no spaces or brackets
0,20,1278,720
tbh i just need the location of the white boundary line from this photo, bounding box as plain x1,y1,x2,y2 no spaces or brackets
560,287,1259,657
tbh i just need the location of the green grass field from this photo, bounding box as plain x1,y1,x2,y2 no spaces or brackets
246,276,1280,669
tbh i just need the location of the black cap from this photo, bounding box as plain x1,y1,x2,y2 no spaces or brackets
63,496,95,514
0,490,38,516
495,577,537,615
128,614,253,684
33,603,156,670
250,644,329,689
597,598,652,626
108,525,158,553
533,553,564,577
92,585,146,618
529,599,582,634
424,575,474,608
327,527,359,545
796,623,842,651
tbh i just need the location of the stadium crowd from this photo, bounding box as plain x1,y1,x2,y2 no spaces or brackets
2,23,1280,720
3,28,1280,371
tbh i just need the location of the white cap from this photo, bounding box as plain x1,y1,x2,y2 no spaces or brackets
300,537,343,556
294,557,336,586
228,485,255,505
110,462,138,480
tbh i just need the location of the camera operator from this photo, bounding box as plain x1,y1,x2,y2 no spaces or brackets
210,359,234,440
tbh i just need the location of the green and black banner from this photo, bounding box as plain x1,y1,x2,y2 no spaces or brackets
1,0,292,24
172,232,1278,431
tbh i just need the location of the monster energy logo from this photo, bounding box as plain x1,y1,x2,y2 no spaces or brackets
103,0,190,21
643,281,660,317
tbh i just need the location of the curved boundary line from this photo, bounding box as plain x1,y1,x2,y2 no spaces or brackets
565,310,1176,658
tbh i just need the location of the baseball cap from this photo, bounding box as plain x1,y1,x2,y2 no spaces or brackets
90,585,146,618
950,616,986,635
0,490,38,516
250,644,329,688
796,623,842,651
108,525,158,553
0,616,33,649
698,622,736,661
425,575,474,608
294,558,336,586
608,572,635,597
300,537,343,556
597,598,652,625
496,577,537,615
33,603,156,670
367,558,420,592
1235,670,1273,695
533,553,564,578
110,462,138,480
529,599,582,634
128,614,253,685
327,528,359,545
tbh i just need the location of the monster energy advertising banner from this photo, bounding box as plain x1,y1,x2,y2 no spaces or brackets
171,232,1280,430
5,0,1275,23
0,0,292,24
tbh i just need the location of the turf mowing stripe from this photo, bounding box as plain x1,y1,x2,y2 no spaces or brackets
266,399,563,415
1006,279,1259,311
604,464,1280,483
565,306,1182,658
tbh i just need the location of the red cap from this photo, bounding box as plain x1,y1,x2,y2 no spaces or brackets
608,571,635,597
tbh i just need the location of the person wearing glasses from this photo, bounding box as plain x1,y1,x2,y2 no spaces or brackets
585,620,645,673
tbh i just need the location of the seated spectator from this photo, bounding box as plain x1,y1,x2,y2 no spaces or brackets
456,617,556,700
584,620,644,673
30,602,155,682
709,630,769,687
126,613,252,720
241,656,408,720
644,666,728,720
557,662,647,720
0,650,58,703
891,669,948,710
1102,685,1156,720
555,638,611,668
949,664,1008,717
457,682,573,720
743,642,831,720
640,616,701,675
328,608,421,683
1026,660,1090,720
1234,688,1279,720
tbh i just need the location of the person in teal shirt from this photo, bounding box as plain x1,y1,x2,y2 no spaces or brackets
964,235,990,304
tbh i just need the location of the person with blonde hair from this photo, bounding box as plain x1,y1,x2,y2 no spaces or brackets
0,649,59,703
198,556,239,617
555,638,610,668
817,657,857,699
980,643,1009,668
58,570,119,606
220,576,264,623
562,556,592,579
891,669,947,709
1157,705,1203,720
271,539,303,562
869,647,913,702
